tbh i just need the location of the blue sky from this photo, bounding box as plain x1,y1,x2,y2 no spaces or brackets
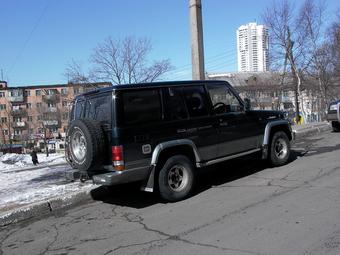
1,0,339,86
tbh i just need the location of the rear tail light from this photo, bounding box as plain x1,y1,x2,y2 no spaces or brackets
112,145,124,170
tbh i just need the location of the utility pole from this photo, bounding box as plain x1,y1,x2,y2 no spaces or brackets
189,0,205,80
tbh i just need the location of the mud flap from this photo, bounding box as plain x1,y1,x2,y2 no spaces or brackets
141,165,156,192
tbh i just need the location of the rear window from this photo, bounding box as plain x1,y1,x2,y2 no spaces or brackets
84,94,112,124
73,99,85,120
122,89,162,125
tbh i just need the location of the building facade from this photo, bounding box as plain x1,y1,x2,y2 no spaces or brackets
237,22,269,72
0,82,111,148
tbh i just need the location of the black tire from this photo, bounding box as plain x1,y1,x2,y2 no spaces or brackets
269,131,290,167
158,155,195,202
67,119,105,172
332,122,340,132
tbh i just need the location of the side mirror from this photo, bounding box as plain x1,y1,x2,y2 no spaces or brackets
244,98,251,111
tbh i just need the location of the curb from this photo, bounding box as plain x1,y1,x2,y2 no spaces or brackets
292,123,331,139
0,187,94,227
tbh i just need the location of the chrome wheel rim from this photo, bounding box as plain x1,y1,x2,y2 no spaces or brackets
71,128,87,162
274,138,288,159
168,165,188,192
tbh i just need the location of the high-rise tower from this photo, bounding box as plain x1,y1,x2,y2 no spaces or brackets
237,22,269,72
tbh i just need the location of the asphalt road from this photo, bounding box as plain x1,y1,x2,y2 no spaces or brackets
1,130,340,255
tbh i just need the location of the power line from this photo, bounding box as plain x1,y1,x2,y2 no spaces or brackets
8,2,50,75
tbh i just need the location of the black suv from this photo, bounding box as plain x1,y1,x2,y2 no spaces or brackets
66,80,292,201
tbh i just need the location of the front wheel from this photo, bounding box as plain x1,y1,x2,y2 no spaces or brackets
269,131,290,167
158,155,195,202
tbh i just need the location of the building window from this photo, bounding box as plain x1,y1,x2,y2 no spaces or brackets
27,103,32,109
62,101,68,107
28,116,33,122
36,102,42,108
36,90,41,96
0,92,5,97
73,88,80,94
25,90,31,96
62,112,69,120
37,115,42,121
14,129,22,135
3,129,9,135
13,117,22,122
0,104,6,110
1,117,7,123
47,102,56,108
61,88,68,95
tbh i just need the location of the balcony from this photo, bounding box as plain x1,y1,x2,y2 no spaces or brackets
44,107,58,113
281,95,292,103
9,95,24,103
42,94,60,103
43,120,59,127
12,121,27,129
8,89,25,103
11,109,27,117
12,135,23,142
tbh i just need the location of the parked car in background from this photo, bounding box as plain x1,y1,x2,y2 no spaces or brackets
326,100,340,132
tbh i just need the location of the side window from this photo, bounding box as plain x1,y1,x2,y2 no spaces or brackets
122,89,161,125
207,84,243,114
74,99,85,120
182,86,209,118
85,94,112,124
163,87,188,121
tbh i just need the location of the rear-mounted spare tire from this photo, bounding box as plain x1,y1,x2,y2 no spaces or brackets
67,119,105,172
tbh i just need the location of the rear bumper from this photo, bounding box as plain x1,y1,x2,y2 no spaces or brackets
92,166,150,186
327,103,340,122
326,113,339,122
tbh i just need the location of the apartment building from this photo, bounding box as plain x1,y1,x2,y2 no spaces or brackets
0,82,112,146
237,22,269,72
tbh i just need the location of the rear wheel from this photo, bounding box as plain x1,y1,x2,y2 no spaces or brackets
158,155,195,202
269,131,290,167
67,119,105,172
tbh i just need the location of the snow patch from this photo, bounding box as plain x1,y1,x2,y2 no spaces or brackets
0,153,97,212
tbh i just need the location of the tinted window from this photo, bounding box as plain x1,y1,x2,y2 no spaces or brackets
85,94,112,124
163,87,188,121
74,99,85,120
122,89,161,125
207,84,243,114
182,86,209,118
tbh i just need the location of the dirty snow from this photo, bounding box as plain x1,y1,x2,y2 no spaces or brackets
0,153,96,212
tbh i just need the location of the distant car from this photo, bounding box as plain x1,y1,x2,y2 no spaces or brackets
326,100,340,132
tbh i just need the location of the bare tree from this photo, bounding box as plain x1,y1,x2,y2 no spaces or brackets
90,36,172,85
64,59,91,84
327,10,340,95
64,36,172,85
263,0,327,122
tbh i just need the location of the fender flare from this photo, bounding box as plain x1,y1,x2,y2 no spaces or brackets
262,120,292,159
150,139,201,166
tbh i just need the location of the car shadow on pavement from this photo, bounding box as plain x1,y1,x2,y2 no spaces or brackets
90,152,303,209
90,182,159,209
